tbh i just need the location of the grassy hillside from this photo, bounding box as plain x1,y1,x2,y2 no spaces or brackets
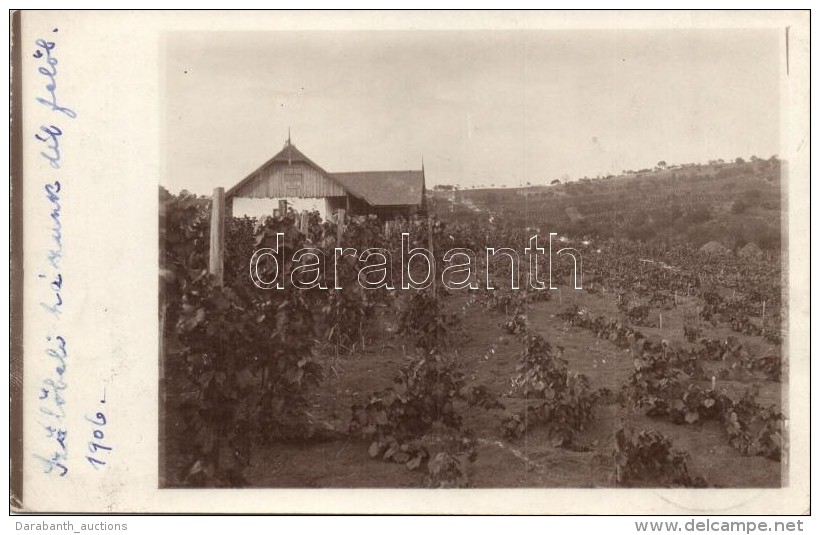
431,158,782,252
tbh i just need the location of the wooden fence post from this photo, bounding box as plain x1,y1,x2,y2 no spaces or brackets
300,211,309,235
209,187,225,286
427,216,436,297
337,208,346,245
279,199,288,217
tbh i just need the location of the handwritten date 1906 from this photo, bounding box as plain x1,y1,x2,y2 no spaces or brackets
85,392,112,470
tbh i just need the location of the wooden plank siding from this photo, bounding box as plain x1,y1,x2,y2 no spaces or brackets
231,161,347,199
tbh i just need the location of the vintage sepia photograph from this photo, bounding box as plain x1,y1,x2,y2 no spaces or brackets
12,4,813,516
157,25,793,491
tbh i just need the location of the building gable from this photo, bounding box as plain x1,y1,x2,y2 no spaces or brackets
228,160,347,200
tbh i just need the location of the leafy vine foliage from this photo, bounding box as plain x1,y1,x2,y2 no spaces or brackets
162,187,509,487
351,289,501,487
162,190,325,485
349,353,490,487
613,426,706,487
397,290,466,353
161,180,784,489
620,337,783,461
502,333,599,448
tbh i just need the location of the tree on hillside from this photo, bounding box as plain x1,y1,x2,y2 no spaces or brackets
551,179,560,185
735,157,745,164
657,160,667,169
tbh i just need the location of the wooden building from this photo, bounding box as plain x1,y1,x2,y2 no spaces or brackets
226,138,426,220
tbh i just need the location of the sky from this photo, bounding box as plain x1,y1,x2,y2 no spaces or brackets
163,29,781,194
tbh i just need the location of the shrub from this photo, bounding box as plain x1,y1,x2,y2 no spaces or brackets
502,334,599,448
397,290,465,353
613,426,706,487
350,353,502,487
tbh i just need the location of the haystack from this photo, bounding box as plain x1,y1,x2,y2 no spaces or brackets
699,241,732,255
738,242,764,259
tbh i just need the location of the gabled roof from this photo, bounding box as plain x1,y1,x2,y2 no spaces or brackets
330,170,425,206
226,142,330,199
226,141,425,207
269,142,327,171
